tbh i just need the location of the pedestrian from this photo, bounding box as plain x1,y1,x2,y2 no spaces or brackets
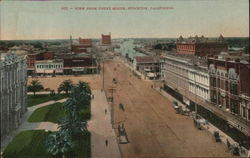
226,139,231,150
105,139,108,146
105,109,107,115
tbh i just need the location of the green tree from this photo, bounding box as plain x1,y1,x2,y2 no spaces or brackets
59,114,87,138
71,81,91,108
27,80,44,96
58,80,73,95
45,131,73,157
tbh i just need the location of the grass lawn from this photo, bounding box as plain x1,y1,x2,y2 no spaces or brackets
3,130,91,158
28,103,65,123
3,130,53,158
27,94,68,107
28,103,91,123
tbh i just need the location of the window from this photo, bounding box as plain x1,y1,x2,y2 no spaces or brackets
242,107,246,118
230,82,238,95
248,109,250,120
217,78,220,88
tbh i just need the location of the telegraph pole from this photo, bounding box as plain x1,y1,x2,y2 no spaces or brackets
109,86,116,128
102,58,104,91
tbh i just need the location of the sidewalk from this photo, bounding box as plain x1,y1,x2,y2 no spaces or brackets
154,87,250,157
88,90,121,158
1,98,66,151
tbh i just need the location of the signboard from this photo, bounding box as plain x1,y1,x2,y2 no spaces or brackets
72,68,84,71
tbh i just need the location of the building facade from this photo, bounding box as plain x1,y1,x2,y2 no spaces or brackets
63,56,97,75
161,54,210,101
26,51,54,75
35,60,64,75
0,53,27,140
176,35,228,56
102,33,112,45
208,53,250,121
133,56,160,80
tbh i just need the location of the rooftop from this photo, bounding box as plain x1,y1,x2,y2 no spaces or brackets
134,56,158,63
176,34,226,44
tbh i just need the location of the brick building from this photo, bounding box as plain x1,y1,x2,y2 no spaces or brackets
102,33,112,45
26,51,54,75
208,52,250,121
176,35,228,56
71,38,93,54
63,56,97,75
79,38,92,47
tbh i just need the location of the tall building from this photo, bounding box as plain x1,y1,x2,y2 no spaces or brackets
0,53,27,140
160,52,250,136
102,33,112,45
79,38,92,47
176,35,228,56
208,52,250,120
161,54,210,101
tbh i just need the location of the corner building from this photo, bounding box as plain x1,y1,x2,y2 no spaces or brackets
0,53,27,140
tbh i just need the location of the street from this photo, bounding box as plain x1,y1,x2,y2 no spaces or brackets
103,59,232,158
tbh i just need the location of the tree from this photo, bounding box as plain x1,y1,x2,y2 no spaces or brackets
59,114,87,138
45,131,73,157
72,81,91,108
58,80,73,95
27,80,44,96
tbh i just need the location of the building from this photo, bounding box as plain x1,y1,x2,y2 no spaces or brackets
133,56,160,80
79,38,92,47
161,54,210,101
71,38,93,54
176,35,228,56
0,53,27,140
26,51,54,75
63,56,97,75
35,60,64,76
208,52,250,121
161,52,250,137
102,33,112,45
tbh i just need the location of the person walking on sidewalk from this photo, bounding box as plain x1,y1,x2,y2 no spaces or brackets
105,139,108,147
105,109,107,115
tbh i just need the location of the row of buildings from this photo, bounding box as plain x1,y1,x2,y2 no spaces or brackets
132,35,250,139
26,51,98,76
71,33,112,54
0,53,27,141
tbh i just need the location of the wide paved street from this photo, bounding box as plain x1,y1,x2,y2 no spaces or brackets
103,59,233,158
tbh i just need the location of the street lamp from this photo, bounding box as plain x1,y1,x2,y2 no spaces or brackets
194,71,198,114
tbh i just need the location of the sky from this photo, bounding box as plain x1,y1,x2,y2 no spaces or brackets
0,0,249,40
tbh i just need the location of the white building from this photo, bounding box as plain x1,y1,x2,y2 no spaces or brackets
188,68,210,100
35,60,63,75
133,56,160,80
161,54,210,101
0,53,27,140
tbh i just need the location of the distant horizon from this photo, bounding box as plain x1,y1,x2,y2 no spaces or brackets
1,36,249,41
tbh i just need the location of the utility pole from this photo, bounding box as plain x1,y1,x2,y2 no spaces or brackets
102,58,105,91
109,86,116,128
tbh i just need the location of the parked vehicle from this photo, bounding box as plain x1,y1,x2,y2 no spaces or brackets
172,101,180,113
213,131,221,142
